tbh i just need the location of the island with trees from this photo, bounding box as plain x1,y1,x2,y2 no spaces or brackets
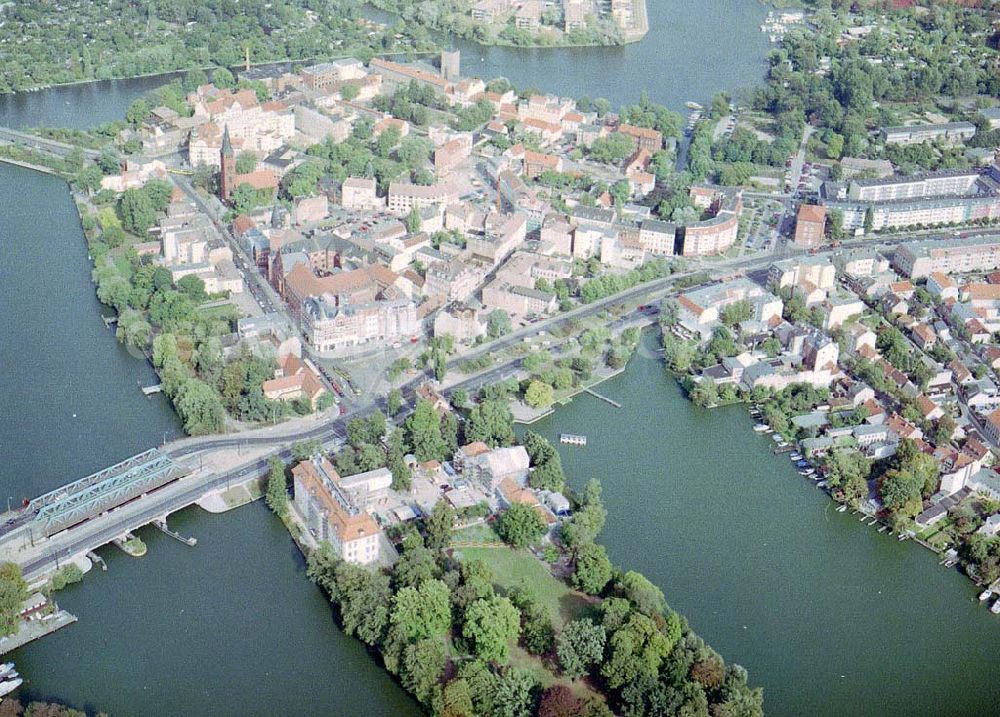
270,400,763,717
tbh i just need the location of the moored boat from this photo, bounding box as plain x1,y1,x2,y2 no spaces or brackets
0,678,22,698
753,423,769,432
980,590,994,602
992,599,1000,615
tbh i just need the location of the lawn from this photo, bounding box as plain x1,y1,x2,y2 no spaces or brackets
450,523,501,546
454,546,594,628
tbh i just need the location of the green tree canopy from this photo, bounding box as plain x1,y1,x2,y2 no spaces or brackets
496,502,547,549
462,596,521,663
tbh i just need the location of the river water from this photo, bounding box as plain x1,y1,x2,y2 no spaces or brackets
4,2,995,715
524,334,1000,717
364,0,772,111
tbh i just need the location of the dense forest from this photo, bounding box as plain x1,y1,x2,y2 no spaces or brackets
0,0,437,92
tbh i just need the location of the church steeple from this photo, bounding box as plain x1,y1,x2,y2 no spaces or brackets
220,124,236,201
221,125,233,157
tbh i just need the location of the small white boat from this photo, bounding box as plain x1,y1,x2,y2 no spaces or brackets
0,663,13,678
0,678,22,697
789,452,803,461
771,434,785,443
980,590,994,602
753,423,770,432
992,599,1000,615
837,504,848,513
685,101,703,110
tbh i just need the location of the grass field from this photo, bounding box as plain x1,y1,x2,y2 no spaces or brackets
454,546,593,628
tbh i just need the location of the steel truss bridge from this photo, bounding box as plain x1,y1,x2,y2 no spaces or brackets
26,449,184,537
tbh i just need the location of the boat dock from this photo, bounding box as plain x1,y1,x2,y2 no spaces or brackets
0,609,77,655
140,383,163,395
559,434,588,446
154,519,197,546
583,388,621,408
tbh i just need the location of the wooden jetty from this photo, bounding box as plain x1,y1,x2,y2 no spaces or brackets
559,434,588,446
583,387,622,408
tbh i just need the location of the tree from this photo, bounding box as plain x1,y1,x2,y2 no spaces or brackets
176,274,207,303
387,388,404,416
125,98,149,128
425,501,456,552
333,562,392,646
601,612,674,689
405,206,422,233
212,66,235,88
235,152,257,174
466,400,515,447
720,299,753,327
406,400,447,461
0,563,27,637
524,380,554,409
487,309,512,338
401,638,447,705
571,542,613,595
394,541,440,590
174,379,226,435
341,83,360,101
230,183,262,214
619,570,667,617
391,579,452,640
825,450,871,492
495,503,546,549
265,456,287,517
828,209,844,241
561,480,607,548
118,188,156,235
491,669,537,717
933,413,956,446
463,596,521,663
556,618,607,679
863,206,875,235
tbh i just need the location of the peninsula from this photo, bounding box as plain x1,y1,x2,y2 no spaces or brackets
1,0,999,714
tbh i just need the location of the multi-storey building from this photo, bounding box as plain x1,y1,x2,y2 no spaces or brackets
794,204,826,247
678,188,742,256
387,181,462,214
892,236,1000,278
881,122,976,146
301,295,418,352
292,456,380,565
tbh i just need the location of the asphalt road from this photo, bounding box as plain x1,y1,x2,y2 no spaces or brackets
0,126,100,159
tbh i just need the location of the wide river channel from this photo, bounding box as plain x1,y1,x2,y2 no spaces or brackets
1,1,998,714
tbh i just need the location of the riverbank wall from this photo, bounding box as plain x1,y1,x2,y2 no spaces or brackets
0,156,62,176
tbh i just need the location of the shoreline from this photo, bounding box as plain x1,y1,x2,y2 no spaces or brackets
365,0,648,50
666,340,993,595
0,49,440,98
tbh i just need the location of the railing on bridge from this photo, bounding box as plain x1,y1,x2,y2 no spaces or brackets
26,449,185,537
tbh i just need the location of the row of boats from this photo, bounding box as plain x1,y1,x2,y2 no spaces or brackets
977,589,1000,614
0,662,22,697
752,417,832,488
